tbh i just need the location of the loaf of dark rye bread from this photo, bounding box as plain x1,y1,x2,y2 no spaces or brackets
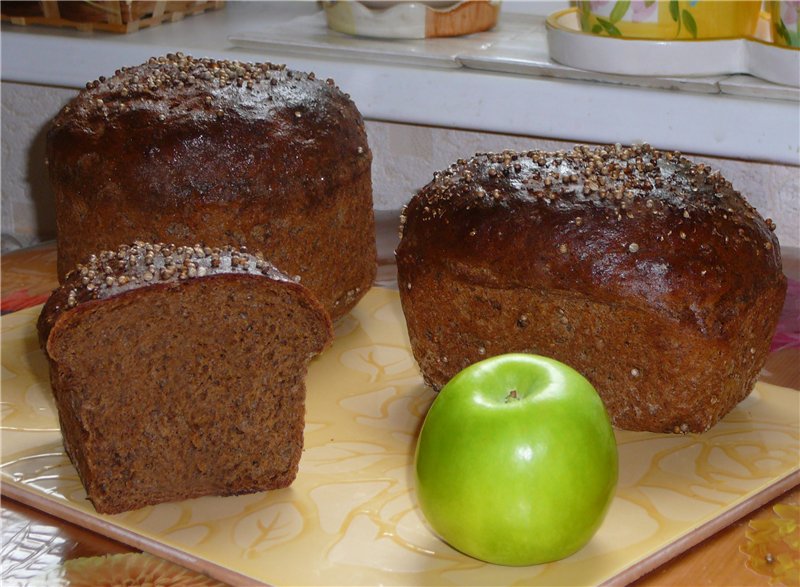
47,53,376,322
38,242,333,514
396,144,786,433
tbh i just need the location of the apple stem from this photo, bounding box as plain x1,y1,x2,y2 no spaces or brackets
505,389,519,402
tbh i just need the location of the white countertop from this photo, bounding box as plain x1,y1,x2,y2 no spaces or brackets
2,1,798,165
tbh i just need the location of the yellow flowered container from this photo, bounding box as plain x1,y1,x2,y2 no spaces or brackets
770,0,800,47
576,0,762,40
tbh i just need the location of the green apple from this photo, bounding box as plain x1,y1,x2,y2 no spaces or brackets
414,353,618,566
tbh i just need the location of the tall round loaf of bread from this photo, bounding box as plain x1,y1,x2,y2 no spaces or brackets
47,54,375,321
396,144,787,433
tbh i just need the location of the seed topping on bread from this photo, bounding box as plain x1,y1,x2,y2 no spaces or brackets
53,53,366,153
401,144,777,254
79,52,310,98
62,242,294,309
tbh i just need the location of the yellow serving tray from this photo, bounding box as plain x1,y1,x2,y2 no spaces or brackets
2,287,798,585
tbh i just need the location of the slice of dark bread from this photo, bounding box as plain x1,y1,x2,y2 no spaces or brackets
38,242,333,514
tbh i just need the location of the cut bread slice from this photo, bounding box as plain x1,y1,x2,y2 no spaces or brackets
38,243,333,514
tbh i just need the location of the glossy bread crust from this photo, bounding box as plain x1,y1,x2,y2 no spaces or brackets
397,144,786,433
47,54,376,321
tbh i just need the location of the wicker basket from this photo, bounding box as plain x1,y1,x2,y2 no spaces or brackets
1,1,225,34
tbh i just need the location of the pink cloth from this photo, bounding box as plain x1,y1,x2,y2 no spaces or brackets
771,277,800,352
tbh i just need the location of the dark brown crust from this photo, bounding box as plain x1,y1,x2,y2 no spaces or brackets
47,53,376,321
396,144,787,433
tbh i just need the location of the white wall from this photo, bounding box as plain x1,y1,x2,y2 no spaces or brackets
1,82,73,249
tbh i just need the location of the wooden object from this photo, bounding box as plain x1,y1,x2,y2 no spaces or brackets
0,1,224,34
425,0,500,38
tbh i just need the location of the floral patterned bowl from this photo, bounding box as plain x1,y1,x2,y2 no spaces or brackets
770,0,800,47
576,0,762,41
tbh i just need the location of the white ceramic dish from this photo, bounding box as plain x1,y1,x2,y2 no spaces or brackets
546,8,800,87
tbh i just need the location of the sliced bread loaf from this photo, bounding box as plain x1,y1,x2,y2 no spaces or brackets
38,242,333,514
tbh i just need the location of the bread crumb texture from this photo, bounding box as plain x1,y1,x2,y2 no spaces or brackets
38,241,333,514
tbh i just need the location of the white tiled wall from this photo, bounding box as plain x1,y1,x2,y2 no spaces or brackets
2,81,798,252
1,82,73,250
